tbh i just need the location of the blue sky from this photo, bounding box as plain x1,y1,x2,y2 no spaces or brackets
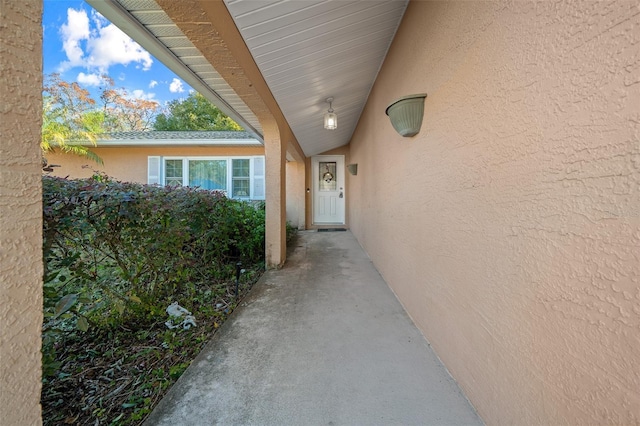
43,0,192,106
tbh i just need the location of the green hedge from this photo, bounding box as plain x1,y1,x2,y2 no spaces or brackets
42,175,265,372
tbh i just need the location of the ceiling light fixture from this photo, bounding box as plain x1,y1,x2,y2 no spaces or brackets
324,97,337,130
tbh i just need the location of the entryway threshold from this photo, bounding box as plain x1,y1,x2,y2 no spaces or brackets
144,230,483,425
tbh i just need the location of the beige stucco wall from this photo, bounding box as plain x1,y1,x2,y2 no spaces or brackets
47,146,265,183
286,160,306,229
349,1,639,424
0,0,43,423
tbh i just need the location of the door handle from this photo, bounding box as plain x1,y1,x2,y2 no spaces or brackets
339,191,343,198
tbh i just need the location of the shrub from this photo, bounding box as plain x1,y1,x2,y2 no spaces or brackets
42,174,265,372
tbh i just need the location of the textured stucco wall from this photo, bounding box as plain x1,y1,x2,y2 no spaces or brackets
47,146,265,182
286,161,306,229
349,1,639,424
0,0,43,424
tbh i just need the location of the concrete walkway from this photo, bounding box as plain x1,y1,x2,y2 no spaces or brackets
145,230,483,426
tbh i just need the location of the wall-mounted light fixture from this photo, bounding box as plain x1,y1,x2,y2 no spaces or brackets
385,93,427,137
324,97,337,130
347,164,358,175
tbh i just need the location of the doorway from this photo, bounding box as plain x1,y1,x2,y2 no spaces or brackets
312,155,345,225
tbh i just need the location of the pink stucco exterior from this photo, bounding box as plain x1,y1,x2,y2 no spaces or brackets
0,0,44,423
2,1,639,423
349,1,639,424
47,146,265,183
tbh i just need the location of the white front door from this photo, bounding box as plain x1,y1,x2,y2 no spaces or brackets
312,155,345,224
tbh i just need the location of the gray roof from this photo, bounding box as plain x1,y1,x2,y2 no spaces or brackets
101,131,255,140
82,131,263,147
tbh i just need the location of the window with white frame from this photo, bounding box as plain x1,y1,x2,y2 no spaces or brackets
164,159,183,187
232,159,250,197
147,156,265,200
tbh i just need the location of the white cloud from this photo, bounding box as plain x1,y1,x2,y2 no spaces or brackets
149,80,158,88
169,78,184,93
58,7,153,73
86,23,152,72
76,72,103,86
59,8,90,68
131,89,156,101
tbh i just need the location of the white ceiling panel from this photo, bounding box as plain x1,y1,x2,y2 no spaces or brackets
130,10,174,25
160,37,194,48
144,24,184,37
225,0,408,156
89,0,408,157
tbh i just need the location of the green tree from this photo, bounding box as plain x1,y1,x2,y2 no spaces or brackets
42,74,104,165
153,92,242,131
41,74,161,167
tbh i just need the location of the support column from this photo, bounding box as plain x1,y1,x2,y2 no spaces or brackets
285,160,307,230
0,0,44,423
263,122,286,268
